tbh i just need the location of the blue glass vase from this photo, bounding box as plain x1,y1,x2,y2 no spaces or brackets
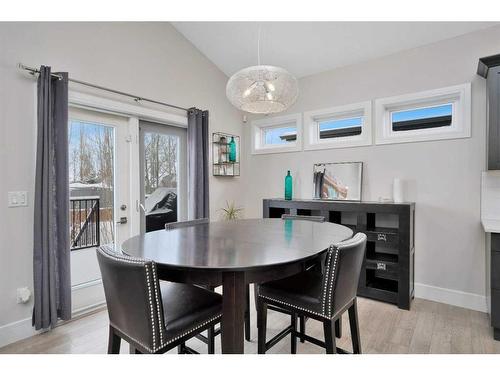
285,170,292,200
228,137,237,162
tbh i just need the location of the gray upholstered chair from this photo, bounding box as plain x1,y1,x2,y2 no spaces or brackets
257,233,367,354
97,245,222,354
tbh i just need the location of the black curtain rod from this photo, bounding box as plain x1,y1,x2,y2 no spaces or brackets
18,63,189,112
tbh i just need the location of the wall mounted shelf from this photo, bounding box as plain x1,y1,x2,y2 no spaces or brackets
212,132,240,177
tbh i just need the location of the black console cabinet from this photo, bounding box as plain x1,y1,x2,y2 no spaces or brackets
490,234,500,340
478,54,500,340
263,198,415,310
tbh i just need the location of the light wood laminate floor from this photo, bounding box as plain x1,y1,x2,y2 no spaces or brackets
1,295,499,354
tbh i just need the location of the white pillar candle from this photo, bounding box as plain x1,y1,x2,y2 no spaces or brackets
393,178,404,203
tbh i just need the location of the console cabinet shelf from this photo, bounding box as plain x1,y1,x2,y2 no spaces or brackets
263,198,415,310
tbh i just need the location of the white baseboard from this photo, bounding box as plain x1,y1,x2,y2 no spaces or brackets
415,282,487,312
0,280,106,349
0,317,40,349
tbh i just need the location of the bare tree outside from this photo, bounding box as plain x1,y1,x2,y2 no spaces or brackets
143,133,178,194
142,131,180,232
68,122,180,244
69,120,115,245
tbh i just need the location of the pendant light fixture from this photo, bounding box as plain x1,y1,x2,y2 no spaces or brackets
226,26,299,114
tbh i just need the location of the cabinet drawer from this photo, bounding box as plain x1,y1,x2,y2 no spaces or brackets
365,260,399,280
364,229,399,246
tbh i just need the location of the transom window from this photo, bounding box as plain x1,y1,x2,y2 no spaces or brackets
375,83,471,145
251,114,302,154
318,116,363,139
263,124,297,145
303,101,372,150
391,103,453,132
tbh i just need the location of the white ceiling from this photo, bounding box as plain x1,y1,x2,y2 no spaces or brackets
172,22,498,78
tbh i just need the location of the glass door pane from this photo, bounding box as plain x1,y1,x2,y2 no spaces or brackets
140,121,187,233
69,120,115,248
68,106,131,312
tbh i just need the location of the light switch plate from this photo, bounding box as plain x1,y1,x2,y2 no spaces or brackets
8,191,28,207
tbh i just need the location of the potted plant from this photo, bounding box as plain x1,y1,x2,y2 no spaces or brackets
220,201,243,221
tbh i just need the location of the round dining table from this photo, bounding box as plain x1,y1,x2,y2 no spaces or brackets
121,218,353,354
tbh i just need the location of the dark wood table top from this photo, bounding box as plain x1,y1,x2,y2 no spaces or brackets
121,218,353,272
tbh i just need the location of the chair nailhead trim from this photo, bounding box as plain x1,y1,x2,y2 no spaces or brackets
259,233,366,320
322,246,333,315
98,247,159,351
98,246,221,354
145,264,158,351
258,294,330,319
151,262,165,346
112,313,222,354
98,246,147,265
326,248,339,317
112,325,155,353
156,314,222,351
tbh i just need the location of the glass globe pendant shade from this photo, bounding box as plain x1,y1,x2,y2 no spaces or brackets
226,65,299,114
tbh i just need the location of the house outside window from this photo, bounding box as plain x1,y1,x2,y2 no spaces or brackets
251,113,302,154
375,83,471,145
303,101,372,150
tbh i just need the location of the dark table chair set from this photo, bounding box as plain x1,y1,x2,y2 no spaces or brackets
97,215,367,354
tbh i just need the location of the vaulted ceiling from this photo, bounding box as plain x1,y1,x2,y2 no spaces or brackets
172,22,498,78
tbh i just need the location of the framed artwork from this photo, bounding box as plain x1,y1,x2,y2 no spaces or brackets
313,162,363,201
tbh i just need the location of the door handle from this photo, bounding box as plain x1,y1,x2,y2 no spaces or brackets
116,217,128,224
137,200,147,214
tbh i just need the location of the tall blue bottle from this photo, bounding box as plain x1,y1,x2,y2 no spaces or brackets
285,170,292,200
228,137,237,162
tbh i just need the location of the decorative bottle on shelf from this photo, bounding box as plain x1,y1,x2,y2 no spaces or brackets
285,170,293,200
228,136,237,162
218,136,226,164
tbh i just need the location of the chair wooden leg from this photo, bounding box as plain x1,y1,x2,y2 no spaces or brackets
291,313,298,354
207,325,215,354
107,326,121,354
348,300,362,354
205,285,219,350
178,342,186,354
335,318,342,338
257,299,267,354
245,284,251,341
299,316,306,343
323,320,337,354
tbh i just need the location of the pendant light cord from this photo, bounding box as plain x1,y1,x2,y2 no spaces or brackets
257,24,261,65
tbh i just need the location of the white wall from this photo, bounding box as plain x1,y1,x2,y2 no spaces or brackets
0,22,244,345
243,25,500,312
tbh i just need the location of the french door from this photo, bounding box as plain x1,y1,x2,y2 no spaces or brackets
67,106,187,312
68,106,132,312
139,120,187,233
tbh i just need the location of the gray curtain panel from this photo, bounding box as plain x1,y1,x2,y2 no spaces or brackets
187,108,209,219
33,66,71,330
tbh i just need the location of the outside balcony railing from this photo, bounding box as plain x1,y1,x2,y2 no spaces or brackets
70,196,100,251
